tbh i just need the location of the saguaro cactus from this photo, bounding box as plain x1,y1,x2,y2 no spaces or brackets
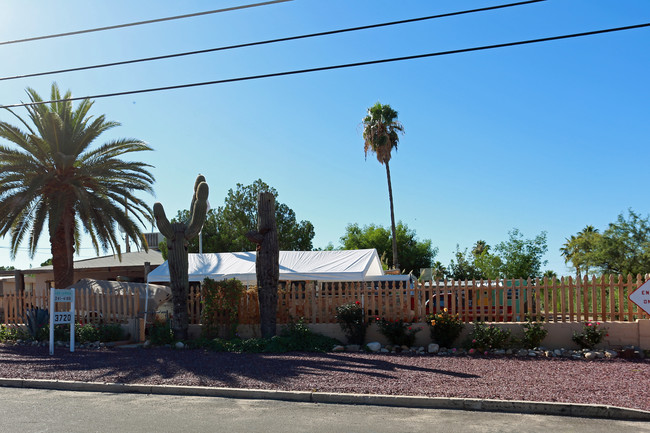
245,192,279,339
153,175,209,340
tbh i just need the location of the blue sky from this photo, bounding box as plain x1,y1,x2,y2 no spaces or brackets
1,0,649,275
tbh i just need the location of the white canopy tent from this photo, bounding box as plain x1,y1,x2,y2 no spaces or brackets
146,249,410,284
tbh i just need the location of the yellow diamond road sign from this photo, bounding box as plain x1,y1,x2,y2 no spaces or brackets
629,280,650,315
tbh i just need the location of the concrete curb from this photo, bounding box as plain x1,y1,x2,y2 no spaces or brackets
1,378,648,421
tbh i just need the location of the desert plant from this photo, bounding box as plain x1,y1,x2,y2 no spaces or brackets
335,301,366,345
572,321,608,350
375,317,421,347
468,321,511,350
521,316,548,349
427,308,464,348
21,307,49,341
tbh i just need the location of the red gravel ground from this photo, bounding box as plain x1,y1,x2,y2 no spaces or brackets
0,345,648,412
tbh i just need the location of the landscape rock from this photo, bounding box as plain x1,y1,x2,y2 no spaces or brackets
142,340,151,348
584,351,597,360
516,349,528,357
604,349,617,359
427,343,439,354
345,344,360,352
380,348,389,353
175,341,185,350
366,342,381,352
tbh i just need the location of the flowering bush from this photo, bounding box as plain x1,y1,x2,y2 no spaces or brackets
375,317,421,347
335,301,366,345
572,321,608,350
521,316,548,349
426,308,464,348
468,321,511,350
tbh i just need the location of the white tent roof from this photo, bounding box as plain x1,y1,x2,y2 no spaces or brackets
147,249,409,283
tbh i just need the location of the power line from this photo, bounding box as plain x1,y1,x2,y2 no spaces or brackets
0,0,292,46
0,0,545,82
1,22,648,110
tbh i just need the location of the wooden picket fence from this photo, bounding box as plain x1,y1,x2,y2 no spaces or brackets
2,288,140,325
2,274,648,327
186,274,650,325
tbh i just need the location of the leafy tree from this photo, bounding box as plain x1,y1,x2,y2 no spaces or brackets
495,229,548,279
172,179,314,253
0,84,154,290
361,102,404,270
594,209,650,275
446,242,502,280
40,258,53,267
472,249,503,280
447,246,482,280
0,265,15,271
340,222,436,276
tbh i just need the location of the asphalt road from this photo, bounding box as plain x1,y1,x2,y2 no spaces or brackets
1,388,648,433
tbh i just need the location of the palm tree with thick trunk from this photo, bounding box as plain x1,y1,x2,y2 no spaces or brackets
362,102,404,271
0,83,155,290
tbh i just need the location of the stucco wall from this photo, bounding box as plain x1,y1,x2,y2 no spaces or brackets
187,320,650,350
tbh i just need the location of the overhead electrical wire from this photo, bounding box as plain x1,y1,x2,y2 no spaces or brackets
0,0,292,46
0,0,545,82
1,22,648,110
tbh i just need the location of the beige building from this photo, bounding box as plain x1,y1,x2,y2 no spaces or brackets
0,250,164,297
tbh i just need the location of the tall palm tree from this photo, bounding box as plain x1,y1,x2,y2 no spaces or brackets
362,102,404,271
472,240,489,256
560,235,581,279
0,83,155,290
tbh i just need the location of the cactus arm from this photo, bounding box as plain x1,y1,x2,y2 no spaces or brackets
185,181,209,240
245,230,264,245
188,175,207,223
153,202,174,238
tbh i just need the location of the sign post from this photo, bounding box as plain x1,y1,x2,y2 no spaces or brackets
629,280,650,316
49,288,75,355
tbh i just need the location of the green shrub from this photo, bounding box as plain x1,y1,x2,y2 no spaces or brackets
76,323,101,343
97,323,125,342
0,325,21,342
468,322,511,350
149,317,174,345
201,278,245,340
427,308,464,348
375,317,421,347
335,301,366,345
521,316,548,349
198,317,340,353
270,317,340,352
572,321,608,350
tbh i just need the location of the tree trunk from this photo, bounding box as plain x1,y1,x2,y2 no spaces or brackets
246,192,279,339
50,208,75,290
167,223,190,341
385,161,399,271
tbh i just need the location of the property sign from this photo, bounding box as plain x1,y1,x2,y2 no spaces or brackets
49,288,75,355
629,280,650,316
